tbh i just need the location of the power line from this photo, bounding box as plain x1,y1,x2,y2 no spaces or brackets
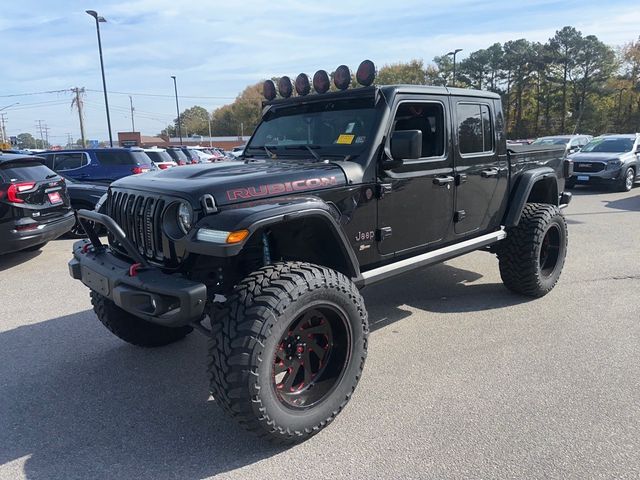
85,88,234,100
0,89,72,98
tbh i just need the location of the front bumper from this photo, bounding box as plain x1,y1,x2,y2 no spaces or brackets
570,166,624,184
0,211,75,255
68,210,207,327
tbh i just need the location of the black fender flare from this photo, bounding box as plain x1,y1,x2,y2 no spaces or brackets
186,196,361,278
503,167,559,227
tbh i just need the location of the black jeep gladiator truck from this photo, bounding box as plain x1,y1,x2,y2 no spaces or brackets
69,80,571,443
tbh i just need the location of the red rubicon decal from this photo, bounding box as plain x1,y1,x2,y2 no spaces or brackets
227,176,338,201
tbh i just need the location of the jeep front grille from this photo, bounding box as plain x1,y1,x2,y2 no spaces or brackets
108,190,170,264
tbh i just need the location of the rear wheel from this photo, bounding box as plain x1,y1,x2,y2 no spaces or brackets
90,291,192,347
208,262,368,444
498,203,568,297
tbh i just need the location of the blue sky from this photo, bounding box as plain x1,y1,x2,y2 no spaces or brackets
1,0,638,144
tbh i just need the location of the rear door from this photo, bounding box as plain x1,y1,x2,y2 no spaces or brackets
52,152,90,180
451,99,507,235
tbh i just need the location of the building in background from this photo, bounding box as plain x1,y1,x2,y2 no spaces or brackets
117,131,248,149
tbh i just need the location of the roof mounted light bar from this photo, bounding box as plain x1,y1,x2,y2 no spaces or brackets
263,59,376,100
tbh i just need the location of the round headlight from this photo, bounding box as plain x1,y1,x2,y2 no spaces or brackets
177,202,192,234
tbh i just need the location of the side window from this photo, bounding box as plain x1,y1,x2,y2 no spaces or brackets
38,154,54,169
457,103,493,155
392,102,445,158
53,153,86,171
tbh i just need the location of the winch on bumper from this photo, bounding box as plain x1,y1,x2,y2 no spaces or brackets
68,209,207,327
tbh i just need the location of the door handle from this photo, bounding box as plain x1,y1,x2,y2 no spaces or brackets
433,176,455,186
481,168,499,178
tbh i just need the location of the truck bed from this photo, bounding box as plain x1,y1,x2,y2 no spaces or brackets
507,144,566,163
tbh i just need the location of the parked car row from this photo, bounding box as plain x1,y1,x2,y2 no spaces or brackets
510,133,639,192
0,143,243,255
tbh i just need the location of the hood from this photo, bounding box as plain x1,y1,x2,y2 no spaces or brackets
570,152,627,162
110,159,347,207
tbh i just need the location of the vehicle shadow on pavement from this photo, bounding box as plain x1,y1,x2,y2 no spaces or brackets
364,262,530,332
603,194,640,212
0,311,284,480
0,249,42,272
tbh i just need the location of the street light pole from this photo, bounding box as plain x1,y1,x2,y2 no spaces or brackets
86,10,113,147
171,76,183,145
617,88,627,130
446,48,463,87
208,115,212,147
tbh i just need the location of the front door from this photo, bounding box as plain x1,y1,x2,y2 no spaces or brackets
377,97,455,256
451,99,506,235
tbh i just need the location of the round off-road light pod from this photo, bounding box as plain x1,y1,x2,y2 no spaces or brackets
313,70,330,94
295,73,311,96
263,80,277,100
333,65,351,90
278,76,293,98
356,59,376,86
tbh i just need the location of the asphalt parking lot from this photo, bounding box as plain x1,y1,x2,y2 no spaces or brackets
1,187,638,480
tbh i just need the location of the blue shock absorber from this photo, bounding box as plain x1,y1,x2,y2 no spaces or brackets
262,232,271,265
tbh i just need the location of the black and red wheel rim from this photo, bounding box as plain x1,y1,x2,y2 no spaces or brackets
540,224,561,277
272,304,350,409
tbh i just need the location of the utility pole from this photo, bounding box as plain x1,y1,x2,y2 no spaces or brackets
36,120,45,149
208,114,212,147
0,113,7,143
72,87,87,147
129,95,135,132
43,124,50,147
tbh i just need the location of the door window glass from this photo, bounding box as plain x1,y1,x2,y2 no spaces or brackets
54,153,86,171
457,103,493,155
393,102,445,158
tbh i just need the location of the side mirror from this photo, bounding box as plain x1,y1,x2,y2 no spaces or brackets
387,130,422,168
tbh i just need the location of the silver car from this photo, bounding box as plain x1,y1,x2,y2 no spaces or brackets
567,134,640,192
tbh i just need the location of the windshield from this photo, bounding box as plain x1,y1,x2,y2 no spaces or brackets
533,137,569,145
580,137,634,153
247,97,377,161
166,149,188,161
145,151,173,163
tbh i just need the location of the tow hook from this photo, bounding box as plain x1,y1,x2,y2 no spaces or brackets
128,262,142,277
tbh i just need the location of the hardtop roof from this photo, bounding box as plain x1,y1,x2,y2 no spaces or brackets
0,152,45,165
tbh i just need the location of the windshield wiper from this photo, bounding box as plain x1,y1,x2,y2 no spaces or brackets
284,145,322,162
245,145,277,159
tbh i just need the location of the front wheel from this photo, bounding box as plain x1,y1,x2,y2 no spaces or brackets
617,167,635,192
208,262,368,444
498,203,568,297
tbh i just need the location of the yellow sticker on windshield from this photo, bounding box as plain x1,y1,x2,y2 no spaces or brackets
336,134,355,145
